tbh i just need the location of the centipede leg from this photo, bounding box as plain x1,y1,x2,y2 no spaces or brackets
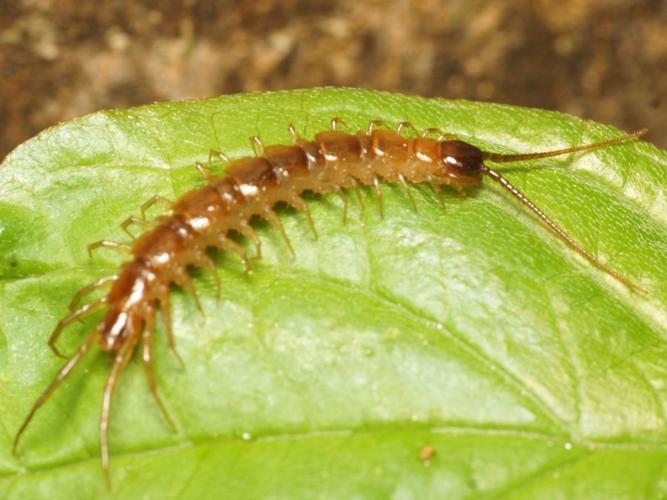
439,133,459,141
367,120,392,133
337,190,349,224
120,216,150,240
398,174,418,211
289,195,318,239
142,314,177,432
354,189,366,216
200,150,229,182
421,128,441,138
49,298,107,358
158,293,185,369
211,267,222,303
239,222,262,259
140,195,172,220
429,181,445,207
88,240,131,258
193,250,222,302
264,210,295,256
100,337,137,489
195,161,210,179
372,177,384,219
181,274,204,317
13,332,100,455
250,136,264,156
219,237,253,273
69,275,118,311
350,180,365,217
421,127,458,141
330,117,349,131
396,121,418,135
209,149,230,165
288,124,302,144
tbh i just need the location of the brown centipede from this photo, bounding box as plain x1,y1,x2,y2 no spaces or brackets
12,118,647,487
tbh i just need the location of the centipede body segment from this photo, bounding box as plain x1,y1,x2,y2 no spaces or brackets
12,118,647,487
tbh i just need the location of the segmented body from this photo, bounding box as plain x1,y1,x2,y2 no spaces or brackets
13,120,646,488
104,127,482,354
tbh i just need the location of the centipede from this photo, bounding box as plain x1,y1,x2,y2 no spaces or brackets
12,118,647,487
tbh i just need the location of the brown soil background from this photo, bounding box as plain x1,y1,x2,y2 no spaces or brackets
1,0,665,161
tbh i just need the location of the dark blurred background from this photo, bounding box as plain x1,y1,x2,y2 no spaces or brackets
1,0,665,161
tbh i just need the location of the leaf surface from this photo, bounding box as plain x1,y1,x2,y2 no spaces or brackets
1,88,666,499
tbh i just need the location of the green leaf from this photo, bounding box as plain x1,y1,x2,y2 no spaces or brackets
1,88,666,498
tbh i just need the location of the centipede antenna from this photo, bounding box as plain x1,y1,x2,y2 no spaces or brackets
482,129,647,163
481,165,645,293
13,332,100,455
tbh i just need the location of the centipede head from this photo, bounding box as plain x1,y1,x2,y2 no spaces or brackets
437,140,485,186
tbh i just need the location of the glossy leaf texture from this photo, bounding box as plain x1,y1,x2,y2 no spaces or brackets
1,88,666,499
